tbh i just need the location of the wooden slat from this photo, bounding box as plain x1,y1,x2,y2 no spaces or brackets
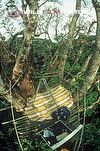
24,85,73,122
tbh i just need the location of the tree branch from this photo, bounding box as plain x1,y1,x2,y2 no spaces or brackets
38,0,48,8
79,98,100,113
9,30,24,50
75,2,100,100
58,0,81,78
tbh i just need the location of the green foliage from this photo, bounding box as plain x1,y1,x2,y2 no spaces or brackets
21,138,33,151
48,76,60,86
86,91,99,106
83,124,100,151
86,107,97,117
40,142,52,151
0,30,99,151
54,33,66,43
80,110,100,151
72,64,81,75
71,75,84,93
64,62,71,73
21,137,52,151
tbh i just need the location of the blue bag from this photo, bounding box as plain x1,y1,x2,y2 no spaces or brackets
51,106,70,121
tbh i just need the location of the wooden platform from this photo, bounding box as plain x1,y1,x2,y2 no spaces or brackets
23,85,73,122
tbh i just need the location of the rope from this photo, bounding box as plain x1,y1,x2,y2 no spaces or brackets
1,78,86,150
77,91,80,124
35,78,58,108
33,78,56,128
9,80,24,151
42,78,58,105
33,79,48,128
2,115,27,125
0,106,14,112
3,75,22,95
75,91,86,151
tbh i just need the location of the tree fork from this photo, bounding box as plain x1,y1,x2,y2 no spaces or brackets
12,0,38,81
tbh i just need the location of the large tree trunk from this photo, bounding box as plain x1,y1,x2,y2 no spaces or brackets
75,0,100,100
10,0,39,109
12,0,38,81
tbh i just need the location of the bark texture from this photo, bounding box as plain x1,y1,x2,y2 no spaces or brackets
12,0,38,81
76,0,100,99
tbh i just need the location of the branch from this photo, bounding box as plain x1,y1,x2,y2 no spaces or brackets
87,98,100,110
69,55,92,84
9,30,24,50
55,14,59,38
58,0,82,78
0,38,15,58
47,0,82,76
38,0,48,8
92,0,100,7
87,20,97,35
79,98,100,113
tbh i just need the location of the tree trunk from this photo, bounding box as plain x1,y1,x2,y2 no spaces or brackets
47,0,81,78
59,0,81,78
10,0,39,109
75,1,100,100
12,0,38,81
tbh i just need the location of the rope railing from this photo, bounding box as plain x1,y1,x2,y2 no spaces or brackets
1,86,86,125
74,88,87,151
9,80,24,151
1,75,22,96
0,75,89,151
0,106,14,112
